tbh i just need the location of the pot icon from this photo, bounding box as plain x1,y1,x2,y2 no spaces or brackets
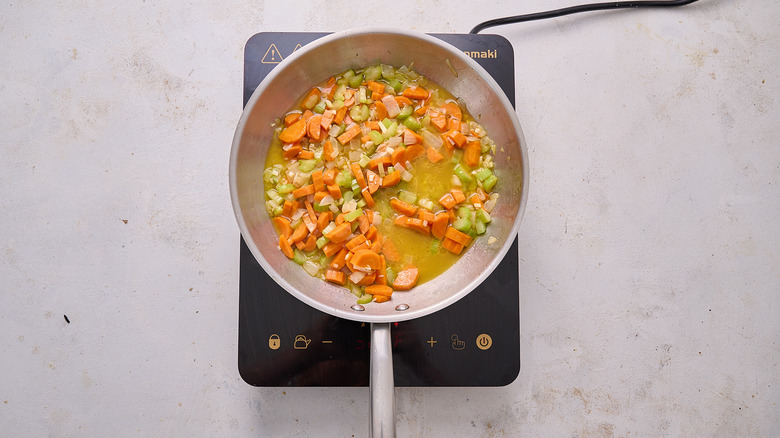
294,335,312,350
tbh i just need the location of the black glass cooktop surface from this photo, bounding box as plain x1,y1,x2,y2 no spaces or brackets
238,32,520,387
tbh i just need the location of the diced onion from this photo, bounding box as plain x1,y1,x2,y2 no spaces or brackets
386,136,402,148
292,208,306,221
349,270,366,283
421,129,443,149
303,260,320,276
319,194,334,206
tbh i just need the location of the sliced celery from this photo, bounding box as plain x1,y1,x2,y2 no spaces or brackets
453,217,472,233
476,208,492,223
357,293,373,305
316,236,329,249
418,198,435,211
348,73,364,88
457,206,472,219
387,78,403,93
482,174,498,191
475,220,487,235
382,122,398,139
380,64,395,79
402,116,421,132
292,249,306,265
343,208,363,222
474,167,492,182
364,65,381,81
358,154,370,168
298,159,316,172
276,183,294,195
369,130,384,145
398,190,417,205
397,105,413,120
430,239,441,254
313,101,326,114
453,164,474,186
385,267,397,285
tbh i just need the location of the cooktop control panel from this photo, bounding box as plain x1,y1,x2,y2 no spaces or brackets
238,32,520,387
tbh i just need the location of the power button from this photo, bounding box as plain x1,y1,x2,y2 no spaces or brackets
476,334,492,350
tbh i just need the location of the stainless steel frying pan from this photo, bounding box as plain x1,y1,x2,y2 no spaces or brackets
230,28,528,437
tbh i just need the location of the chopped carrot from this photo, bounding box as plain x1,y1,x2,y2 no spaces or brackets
441,237,465,255
334,106,348,124
337,124,361,144
284,112,301,126
323,168,337,185
402,86,429,100
440,101,463,120
325,269,346,285
317,210,333,232
306,114,323,141
390,146,406,166
431,211,449,240
327,183,342,199
395,96,414,107
439,192,457,209
374,254,387,284
365,284,393,297
350,249,382,271
282,199,299,218
272,216,293,239
329,247,349,270
283,144,302,160
311,169,325,192
373,295,391,303
302,234,317,251
430,112,447,132
361,187,375,208
426,147,444,163
365,225,378,241
322,140,336,161
404,144,425,162
304,199,317,223
390,198,418,216
394,215,410,228
371,91,385,101
279,235,295,259
451,188,466,204
346,234,368,251
448,118,462,132
367,155,391,170
335,212,345,225
445,226,472,246
324,222,351,243
405,217,430,235
279,119,306,143
369,237,383,253
364,120,382,131
381,170,401,187
320,109,335,131
301,110,314,121
446,130,467,148
382,238,400,262
289,222,308,244
418,209,436,223
297,149,314,160
403,129,424,146
356,214,370,234
350,162,367,189
292,184,315,199
463,140,481,167
365,169,380,194
392,266,419,291
366,81,386,94
321,240,343,258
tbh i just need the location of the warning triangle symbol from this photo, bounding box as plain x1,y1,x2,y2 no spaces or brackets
261,44,283,64
292,44,303,53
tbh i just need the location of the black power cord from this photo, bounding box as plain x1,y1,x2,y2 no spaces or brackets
470,0,701,34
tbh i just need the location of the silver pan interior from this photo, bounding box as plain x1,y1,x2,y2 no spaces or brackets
230,28,528,323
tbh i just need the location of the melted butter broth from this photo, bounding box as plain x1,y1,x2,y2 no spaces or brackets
264,68,479,288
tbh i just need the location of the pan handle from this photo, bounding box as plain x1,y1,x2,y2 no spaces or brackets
369,322,395,437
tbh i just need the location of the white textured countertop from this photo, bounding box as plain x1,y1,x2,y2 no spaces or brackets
1,1,778,436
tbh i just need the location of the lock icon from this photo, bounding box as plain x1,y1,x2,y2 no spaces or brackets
268,334,280,350
293,335,312,350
